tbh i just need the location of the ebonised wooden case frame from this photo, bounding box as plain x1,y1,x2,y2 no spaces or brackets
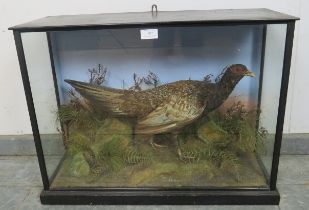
10,8,299,205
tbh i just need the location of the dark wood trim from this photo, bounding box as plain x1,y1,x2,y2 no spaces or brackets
10,20,297,33
40,189,280,205
8,9,299,31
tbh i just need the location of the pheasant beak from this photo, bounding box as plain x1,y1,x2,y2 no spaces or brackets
243,69,255,77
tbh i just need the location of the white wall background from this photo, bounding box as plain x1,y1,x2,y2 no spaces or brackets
0,0,308,135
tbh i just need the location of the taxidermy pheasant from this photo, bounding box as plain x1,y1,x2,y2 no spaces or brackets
65,64,255,157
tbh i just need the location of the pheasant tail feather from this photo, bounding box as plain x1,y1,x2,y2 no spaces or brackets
64,79,127,115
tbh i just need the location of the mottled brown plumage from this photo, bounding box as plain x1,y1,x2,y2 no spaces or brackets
65,64,255,136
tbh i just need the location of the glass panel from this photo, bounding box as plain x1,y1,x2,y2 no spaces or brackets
21,32,65,179
259,24,287,177
22,24,287,189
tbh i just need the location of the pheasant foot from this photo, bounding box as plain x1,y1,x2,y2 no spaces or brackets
150,136,167,149
177,148,197,162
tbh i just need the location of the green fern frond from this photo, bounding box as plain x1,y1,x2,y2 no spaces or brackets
67,132,91,155
124,148,152,165
96,138,125,170
57,104,104,130
57,105,79,123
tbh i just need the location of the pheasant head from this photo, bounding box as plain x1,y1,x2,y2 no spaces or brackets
217,64,255,93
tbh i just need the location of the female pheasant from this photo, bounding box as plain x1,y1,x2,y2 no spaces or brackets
65,64,255,156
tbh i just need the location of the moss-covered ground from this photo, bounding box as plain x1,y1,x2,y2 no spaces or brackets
51,101,268,188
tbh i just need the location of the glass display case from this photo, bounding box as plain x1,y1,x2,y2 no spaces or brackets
10,8,299,205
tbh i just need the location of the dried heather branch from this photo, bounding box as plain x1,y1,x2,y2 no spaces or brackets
129,73,143,91
203,74,213,83
88,64,107,85
143,71,160,88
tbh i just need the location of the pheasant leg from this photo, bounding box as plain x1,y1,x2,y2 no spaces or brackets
171,133,196,161
170,132,184,160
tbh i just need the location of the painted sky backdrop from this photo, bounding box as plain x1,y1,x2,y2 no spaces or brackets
50,25,263,105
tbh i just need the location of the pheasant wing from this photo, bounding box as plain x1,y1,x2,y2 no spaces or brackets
135,94,205,134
